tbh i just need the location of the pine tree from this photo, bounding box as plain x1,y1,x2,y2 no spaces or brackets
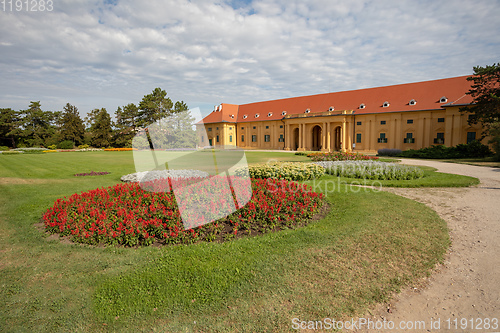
60,103,85,145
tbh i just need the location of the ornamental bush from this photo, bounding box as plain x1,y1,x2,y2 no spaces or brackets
308,151,379,162
0,146,9,151
235,162,325,181
42,177,325,247
57,140,74,149
391,141,492,159
315,161,424,180
377,148,402,157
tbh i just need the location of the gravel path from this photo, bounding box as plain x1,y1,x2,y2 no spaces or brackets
357,159,500,332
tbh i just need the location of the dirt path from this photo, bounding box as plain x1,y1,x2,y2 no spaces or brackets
357,159,500,332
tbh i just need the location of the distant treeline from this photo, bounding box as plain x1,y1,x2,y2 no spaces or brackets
0,88,196,149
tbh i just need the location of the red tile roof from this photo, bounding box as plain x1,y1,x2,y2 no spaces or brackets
201,76,473,124
198,103,239,124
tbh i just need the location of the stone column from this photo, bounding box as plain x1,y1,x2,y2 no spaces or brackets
326,122,331,151
342,119,347,152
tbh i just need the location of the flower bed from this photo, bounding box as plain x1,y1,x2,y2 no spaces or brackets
235,162,325,181
308,152,379,162
42,177,325,246
104,148,137,151
315,161,424,180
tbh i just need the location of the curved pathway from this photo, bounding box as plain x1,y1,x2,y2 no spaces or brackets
360,159,500,332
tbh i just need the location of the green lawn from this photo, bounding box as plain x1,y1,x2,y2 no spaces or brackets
0,151,453,332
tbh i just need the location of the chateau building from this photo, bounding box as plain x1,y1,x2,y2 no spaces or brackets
197,76,486,153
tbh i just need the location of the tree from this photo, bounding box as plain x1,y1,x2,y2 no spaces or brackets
11,102,56,147
460,63,500,158
113,104,139,148
87,108,113,148
60,103,85,145
137,88,173,127
460,63,500,128
0,108,18,147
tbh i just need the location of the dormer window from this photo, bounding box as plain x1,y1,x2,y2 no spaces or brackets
281,111,287,116
267,112,273,117
305,109,310,113
382,101,390,108
255,114,260,118
328,106,334,112
409,99,417,106
440,96,448,103
359,103,366,109
230,114,234,119
243,115,248,119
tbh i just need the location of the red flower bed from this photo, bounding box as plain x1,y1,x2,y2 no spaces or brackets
42,177,325,247
308,152,379,162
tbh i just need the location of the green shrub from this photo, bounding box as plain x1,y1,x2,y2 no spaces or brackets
47,144,57,150
315,161,424,180
377,148,402,157
398,141,492,159
0,146,9,151
57,140,75,149
78,144,90,149
235,162,325,181
22,150,46,154
0,151,22,155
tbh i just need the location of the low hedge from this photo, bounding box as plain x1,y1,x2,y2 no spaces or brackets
235,162,325,181
315,161,424,180
378,141,492,159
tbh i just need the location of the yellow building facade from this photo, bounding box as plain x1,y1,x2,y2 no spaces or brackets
197,76,487,153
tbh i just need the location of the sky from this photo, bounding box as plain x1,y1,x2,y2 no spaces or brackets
1,0,499,119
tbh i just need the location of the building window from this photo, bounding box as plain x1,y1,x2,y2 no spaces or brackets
437,118,445,123
201,135,204,142
383,101,390,107
468,114,475,121
241,127,244,130
253,126,256,129
216,135,219,143
434,132,444,144
252,135,257,142
216,127,218,130
359,103,366,109
404,133,415,143
241,135,244,142
356,133,362,143
268,112,272,117
208,128,212,131
380,120,386,125
278,134,284,142
280,125,283,128
229,127,232,130
467,132,476,144
407,119,413,124
409,99,417,106
377,133,387,143
265,126,269,129
282,111,287,116
356,121,362,126
264,135,270,142
209,139,212,146
229,135,232,143
243,115,248,119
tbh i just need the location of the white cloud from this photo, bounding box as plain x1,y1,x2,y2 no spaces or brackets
0,0,499,117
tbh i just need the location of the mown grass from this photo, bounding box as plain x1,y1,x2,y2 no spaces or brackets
0,151,452,332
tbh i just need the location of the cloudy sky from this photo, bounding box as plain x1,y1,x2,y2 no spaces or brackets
1,0,499,119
